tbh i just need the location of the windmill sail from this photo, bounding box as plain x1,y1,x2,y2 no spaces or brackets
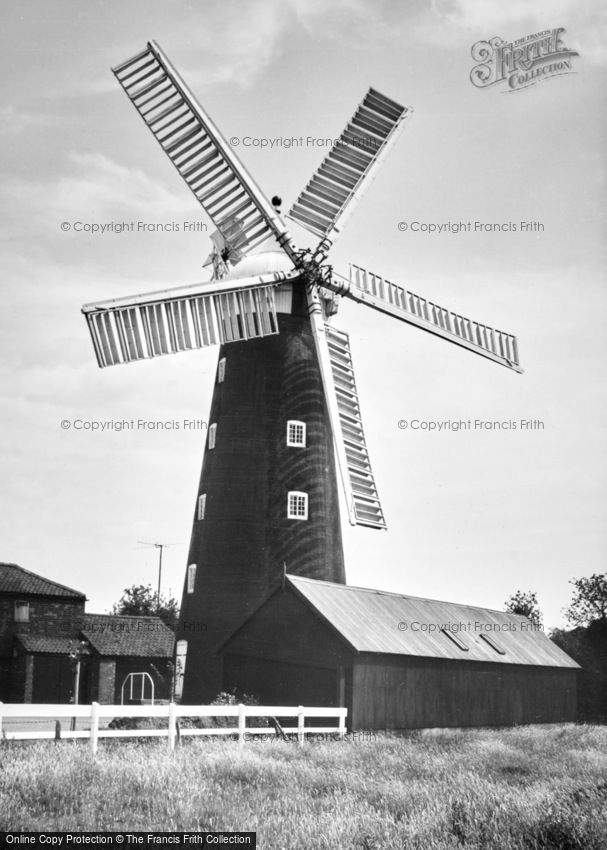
306,286,385,529
325,326,386,529
287,89,410,244
112,42,298,263
82,272,297,368
335,265,522,373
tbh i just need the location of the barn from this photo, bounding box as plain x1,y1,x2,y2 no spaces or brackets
219,575,579,729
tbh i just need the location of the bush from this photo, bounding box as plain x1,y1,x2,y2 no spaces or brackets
180,690,269,730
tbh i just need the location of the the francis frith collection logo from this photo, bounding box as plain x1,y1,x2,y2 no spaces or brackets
470,28,579,92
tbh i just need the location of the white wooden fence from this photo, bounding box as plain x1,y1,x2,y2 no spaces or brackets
0,702,347,754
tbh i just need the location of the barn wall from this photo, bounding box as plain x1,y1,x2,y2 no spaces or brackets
223,653,341,709
351,655,578,729
97,659,116,704
0,657,10,700
220,587,352,670
8,652,28,702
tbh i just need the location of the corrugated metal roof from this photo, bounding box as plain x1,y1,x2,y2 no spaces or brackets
16,635,80,654
82,614,174,658
0,563,85,599
287,576,579,668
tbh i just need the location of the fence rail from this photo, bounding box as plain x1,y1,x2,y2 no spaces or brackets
0,702,347,754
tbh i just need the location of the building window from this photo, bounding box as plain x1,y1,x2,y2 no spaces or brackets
187,563,197,594
197,494,207,521
208,423,217,449
217,357,226,383
479,633,506,655
175,640,188,700
286,420,306,447
14,601,29,622
439,628,469,652
287,491,308,520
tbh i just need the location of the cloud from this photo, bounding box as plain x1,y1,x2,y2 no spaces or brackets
167,0,290,90
0,105,43,135
1,150,190,234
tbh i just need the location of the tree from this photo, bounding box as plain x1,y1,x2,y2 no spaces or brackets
110,584,180,631
563,573,607,627
504,590,543,626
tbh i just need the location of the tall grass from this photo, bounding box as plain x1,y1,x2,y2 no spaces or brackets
1,724,606,848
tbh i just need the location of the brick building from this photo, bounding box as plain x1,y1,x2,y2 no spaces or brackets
0,563,174,704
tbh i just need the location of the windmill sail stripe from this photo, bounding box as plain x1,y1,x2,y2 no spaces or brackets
325,325,386,529
112,42,298,264
84,283,279,368
287,88,410,241
343,265,522,372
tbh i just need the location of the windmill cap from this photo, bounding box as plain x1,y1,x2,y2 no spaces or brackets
224,239,296,280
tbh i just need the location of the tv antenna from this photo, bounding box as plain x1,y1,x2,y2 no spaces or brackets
136,541,181,609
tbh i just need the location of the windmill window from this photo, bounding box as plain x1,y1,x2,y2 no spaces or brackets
439,628,469,652
217,357,226,383
208,423,217,449
287,420,306,447
479,633,506,655
14,600,30,622
187,563,197,594
197,494,207,521
288,491,308,520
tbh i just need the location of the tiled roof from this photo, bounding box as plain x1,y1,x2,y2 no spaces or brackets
0,563,85,599
15,635,81,654
283,576,579,668
82,614,175,657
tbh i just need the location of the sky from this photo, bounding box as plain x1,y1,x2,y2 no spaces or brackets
1,0,605,630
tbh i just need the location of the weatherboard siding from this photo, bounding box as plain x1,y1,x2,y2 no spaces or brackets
221,587,351,671
351,656,578,729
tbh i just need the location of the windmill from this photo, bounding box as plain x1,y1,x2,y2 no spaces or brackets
82,42,522,702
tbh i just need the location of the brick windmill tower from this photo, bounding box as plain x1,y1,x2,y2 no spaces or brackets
82,42,522,701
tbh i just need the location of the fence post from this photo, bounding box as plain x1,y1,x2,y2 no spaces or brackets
168,702,176,751
0,702,3,739
297,706,304,747
338,709,347,740
238,703,245,745
55,720,61,741
90,702,99,755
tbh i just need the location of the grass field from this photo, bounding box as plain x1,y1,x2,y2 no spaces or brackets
1,724,606,849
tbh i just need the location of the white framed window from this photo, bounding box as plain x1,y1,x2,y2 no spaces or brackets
217,357,226,383
14,600,30,622
197,494,207,521
287,491,308,520
286,420,306,447
175,640,188,700
208,423,217,449
187,563,197,594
